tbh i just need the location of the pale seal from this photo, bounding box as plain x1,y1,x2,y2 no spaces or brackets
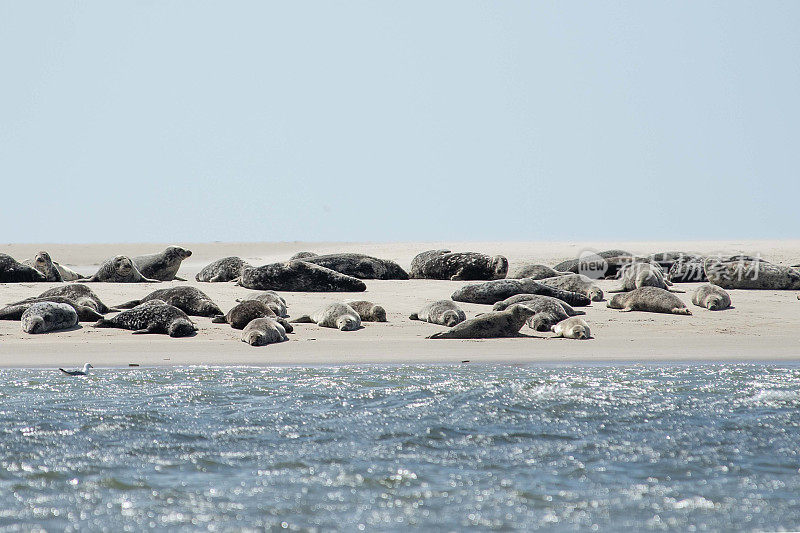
609,262,676,293
81,256,160,283
704,259,800,290
10,284,115,314
291,303,362,331
238,262,366,292
241,317,288,346
607,287,691,315
538,274,604,301
290,251,318,261
0,296,103,322
299,253,408,280
410,250,508,281
236,291,289,317
20,302,79,334
0,254,47,282
492,294,585,316
516,298,573,332
451,278,590,306
212,300,293,332
507,264,569,280
195,257,251,282
691,284,732,311
409,300,466,327
92,300,197,336
115,287,222,317
427,304,536,339
133,246,192,281
551,317,591,339
345,300,387,322
22,251,62,281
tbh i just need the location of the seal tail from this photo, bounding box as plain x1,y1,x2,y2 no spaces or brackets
290,315,314,323
114,299,142,310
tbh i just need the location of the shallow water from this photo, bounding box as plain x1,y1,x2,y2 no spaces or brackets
1,364,799,531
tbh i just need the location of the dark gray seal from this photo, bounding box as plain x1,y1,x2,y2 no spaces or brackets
133,246,192,281
507,264,569,280
195,257,251,282
345,300,387,322
551,317,591,339
115,287,222,317
704,259,800,290
668,257,708,283
538,274,604,302
553,249,633,277
0,254,47,282
241,318,288,346
299,253,408,280
427,304,536,339
515,298,573,332
238,262,366,292
289,251,319,261
607,287,691,315
212,301,293,332
410,250,508,281
236,291,288,318
291,303,361,331
692,284,732,311
10,284,115,314
451,278,590,306
21,302,78,333
92,300,197,336
22,251,62,281
492,294,585,316
81,256,159,283
0,296,103,322
648,252,702,272
409,300,466,327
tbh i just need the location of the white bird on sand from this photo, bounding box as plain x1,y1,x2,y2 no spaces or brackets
59,363,93,376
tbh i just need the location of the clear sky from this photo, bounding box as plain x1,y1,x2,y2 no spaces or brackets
1,2,798,243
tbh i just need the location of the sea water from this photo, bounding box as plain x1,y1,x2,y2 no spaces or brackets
1,364,799,531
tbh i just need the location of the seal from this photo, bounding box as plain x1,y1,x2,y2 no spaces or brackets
668,257,708,283
451,278,590,306
291,303,362,331
609,262,677,293
289,252,318,261
552,250,633,277
10,284,116,314
115,287,223,317
22,251,62,281
299,253,408,280
648,252,702,272
538,274,604,302
195,257,251,282
0,296,103,322
236,291,289,317
704,258,800,290
551,317,591,339
345,300,387,322
0,253,47,282
21,302,78,334
507,264,569,280
238,262,366,292
491,294,585,316
133,246,192,281
211,300,293,332
409,300,466,327
515,298,574,332
410,250,508,281
92,299,197,337
691,284,732,311
427,304,536,339
81,256,160,283
241,317,288,346
607,287,691,315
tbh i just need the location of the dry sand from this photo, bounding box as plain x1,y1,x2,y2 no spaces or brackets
1,240,799,367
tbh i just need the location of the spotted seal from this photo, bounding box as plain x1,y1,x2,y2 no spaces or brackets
21,302,79,334
22,251,62,281
607,287,691,315
451,278,590,306
507,264,569,280
0,296,103,322
704,258,800,290
289,251,318,261
132,246,192,281
514,298,574,332
92,299,197,336
81,256,159,283
551,317,591,339
0,254,47,282
115,287,222,317
668,257,708,283
195,257,251,282
291,303,362,331
236,291,289,317
552,250,633,278
238,262,366,292
538,274,604,301
491,294,585,316
298,253,408,280
410,250,508,281
609,262,678,293
212,300,293,332
691,284,732,311
9,284,115,314
345,300,387,322
241,317,288,346
409,300,466,327
427,304,536,339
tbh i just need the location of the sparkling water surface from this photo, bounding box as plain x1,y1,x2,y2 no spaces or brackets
1,364,799,531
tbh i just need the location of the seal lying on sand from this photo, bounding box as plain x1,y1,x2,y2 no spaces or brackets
507,264,569,280
212,300,293,332
241,318,288,346
291,303,362,331
290,251,318,261
704,259,800,290
451,278,590,306
92,300,197,337
492,294,585,316
551,317,591,339
345,300,387,322
238,262,366,292
81,256,159,283
409,300,466,327
410,250,508,281
609,262,677,293
133,246,192,281
236,291,288,317
21,302,78,334
648,252,702,272
427,304,536,339
516,298,575,332
692,284,732,311
195,257,251,282
538,274,604,301
0,254,47,282
607,287,691,315
553,250,633,278
299,253,408,280
115,287,222,317
668,257,707,283
10,284,115,314
22,251,62,281
0,297,103,322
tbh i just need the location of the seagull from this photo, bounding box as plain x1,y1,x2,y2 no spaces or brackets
59,363,93,376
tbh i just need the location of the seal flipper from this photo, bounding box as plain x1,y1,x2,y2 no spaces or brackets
174,276,187,281
607,287,627,293
667,288,686,293
92,318,111,328
115,299,142,310
290,315,314,323
211,315,226,323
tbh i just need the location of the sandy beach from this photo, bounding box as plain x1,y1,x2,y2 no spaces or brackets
1,240,799,367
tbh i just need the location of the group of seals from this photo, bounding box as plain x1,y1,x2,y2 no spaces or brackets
410,250,508,281
0,254,47,282
704,258,800,290
81,256,160,283
115,286,222,317
236,291,289,317
291,303,362,331
295,253,408,280
451,278,590,306
427,305,535,339
10,284,116,315
212,300,293,332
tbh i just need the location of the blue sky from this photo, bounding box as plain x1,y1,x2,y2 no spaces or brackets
1,2,798,243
